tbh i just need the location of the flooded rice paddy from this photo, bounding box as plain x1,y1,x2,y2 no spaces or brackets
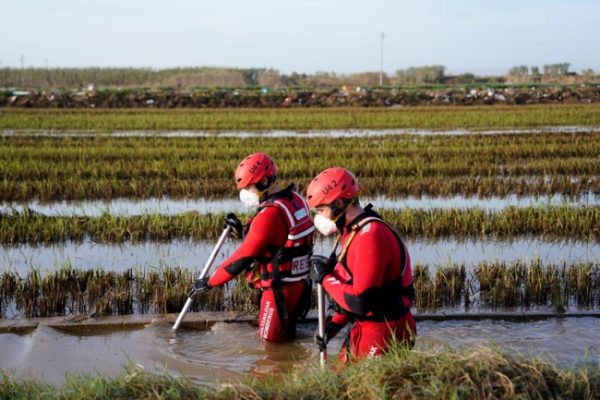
2,124,600,387
1,317,598,386
4,125,600,138
3,196,598,274
2,237,599,275
2,193,599,217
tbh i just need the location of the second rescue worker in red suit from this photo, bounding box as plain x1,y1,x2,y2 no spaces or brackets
195,153,315,343
306,167,416,363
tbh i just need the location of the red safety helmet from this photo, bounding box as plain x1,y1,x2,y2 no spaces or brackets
234,153,277,189
306,167,359,208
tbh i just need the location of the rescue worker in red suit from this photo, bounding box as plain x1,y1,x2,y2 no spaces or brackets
306,167,416,363
193,153,315,343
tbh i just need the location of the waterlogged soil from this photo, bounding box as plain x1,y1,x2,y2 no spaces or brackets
2,237,599,275
2,194,599,217
4,125,600,137
0,317,598,386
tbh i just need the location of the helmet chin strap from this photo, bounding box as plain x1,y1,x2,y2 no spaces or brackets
255,176,276,202
330,198,355,231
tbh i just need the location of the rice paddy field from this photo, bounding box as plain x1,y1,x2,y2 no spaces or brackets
1,104,600,397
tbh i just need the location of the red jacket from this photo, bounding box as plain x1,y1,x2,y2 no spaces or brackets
324,210,414,324
209,187,314,288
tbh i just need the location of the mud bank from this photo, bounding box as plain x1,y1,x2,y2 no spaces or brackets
2,310,600,334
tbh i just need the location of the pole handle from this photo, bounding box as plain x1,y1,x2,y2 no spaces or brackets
317,283,327,368
172,226,232,331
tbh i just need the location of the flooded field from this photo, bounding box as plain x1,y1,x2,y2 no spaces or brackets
1,122,600,391
2,237,599,275
4,125,600,138
2,193,599,217
1,317,598,386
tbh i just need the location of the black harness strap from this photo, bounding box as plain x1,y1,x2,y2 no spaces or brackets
335,204,414,322
269,248,289,332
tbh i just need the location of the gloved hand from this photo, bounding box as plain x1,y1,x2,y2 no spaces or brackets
188,277,211,297
309,254,336,284
314,316,344,351
224,213,244,239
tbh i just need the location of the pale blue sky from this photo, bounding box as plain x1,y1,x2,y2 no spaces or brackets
2,0,599,75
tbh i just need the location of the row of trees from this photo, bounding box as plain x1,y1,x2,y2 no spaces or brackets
506,63,599,84
508,63,574,77
0,64,597,89
0,67,278,89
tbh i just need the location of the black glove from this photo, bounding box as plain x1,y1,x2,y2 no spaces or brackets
315,332,327,352
188,277,211,297
225,213,244,239
314,316,344,351
309,254,336,284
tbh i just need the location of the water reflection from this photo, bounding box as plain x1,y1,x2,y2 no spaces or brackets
0,317,597,386
418,317,600,366
2,237,599,274
2,193,598,217
4,125,600,138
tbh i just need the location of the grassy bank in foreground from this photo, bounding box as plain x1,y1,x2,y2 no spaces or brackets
2,345,598,399
2,104,600,131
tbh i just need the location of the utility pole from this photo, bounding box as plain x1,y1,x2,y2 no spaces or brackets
20,55,25,88
379,31,386,86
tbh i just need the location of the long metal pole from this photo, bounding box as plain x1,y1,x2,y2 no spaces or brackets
172,226,231,331
317,283,327,368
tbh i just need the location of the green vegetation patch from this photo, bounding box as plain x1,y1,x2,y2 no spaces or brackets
1,206,599,245
2,104,600,130
1,345,598,399
1,130,599,201
2,261,599,318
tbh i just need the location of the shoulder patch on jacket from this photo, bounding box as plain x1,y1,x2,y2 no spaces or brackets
360,222,372,234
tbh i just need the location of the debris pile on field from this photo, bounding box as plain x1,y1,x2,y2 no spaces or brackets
2,85,600,108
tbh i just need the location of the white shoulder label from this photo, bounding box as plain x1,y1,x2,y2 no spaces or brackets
360,222,372,234
294,208,307,220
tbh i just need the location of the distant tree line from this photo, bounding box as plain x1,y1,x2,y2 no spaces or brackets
508,63,574,77
0,63,597,90
506,63,598,84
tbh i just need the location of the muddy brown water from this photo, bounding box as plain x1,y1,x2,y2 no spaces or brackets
1,317,598,386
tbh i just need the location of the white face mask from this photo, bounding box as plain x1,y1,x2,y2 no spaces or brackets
314,214,338,236
239,189,261,208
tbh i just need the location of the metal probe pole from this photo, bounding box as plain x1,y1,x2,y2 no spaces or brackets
317,283,327,368
172,226,231,331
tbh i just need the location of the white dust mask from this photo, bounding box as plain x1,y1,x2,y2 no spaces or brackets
314,214,338,236
239,189,261,208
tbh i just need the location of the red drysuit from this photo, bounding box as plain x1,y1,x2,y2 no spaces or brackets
323,208,416,362
209,187,314,342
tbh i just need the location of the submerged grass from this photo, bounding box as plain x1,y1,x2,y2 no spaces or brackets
1,344,599,399
1,261,599,318
3,104,600,130
2,265,258,318
1,130,600,200
2,206,599,244
3,175,599,201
